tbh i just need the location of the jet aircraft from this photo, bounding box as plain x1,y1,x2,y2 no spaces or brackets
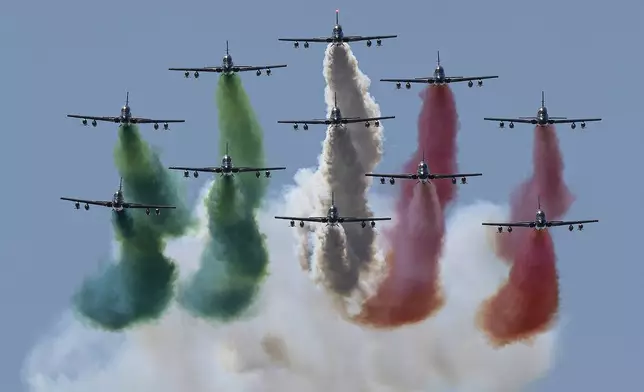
366,156,482,185
278,93,394,130
484,91,602,129
278,9,397,48
168,143,286,178
381,51,498,89
169,41,287,78
482,198,598,233
60,178,176,215
275,192,391,228
67,92,185,130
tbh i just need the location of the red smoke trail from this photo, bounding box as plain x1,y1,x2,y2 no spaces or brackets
478,230,559,347
401,86,459,211
497,125,574,261
355,184,444,326
354,86,458,327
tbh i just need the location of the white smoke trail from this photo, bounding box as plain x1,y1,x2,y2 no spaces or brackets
286,43,387,300
23,190,556,392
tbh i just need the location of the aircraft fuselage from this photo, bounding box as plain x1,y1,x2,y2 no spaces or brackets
330,106,342,122
112,192,125,212
221,155,234,175
433,66,446,83
417,162,431,182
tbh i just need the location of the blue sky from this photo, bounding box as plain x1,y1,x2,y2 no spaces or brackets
2,0,642,390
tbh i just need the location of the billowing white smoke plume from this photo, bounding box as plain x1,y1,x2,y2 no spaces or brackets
285,44,386,304
23,190,557,392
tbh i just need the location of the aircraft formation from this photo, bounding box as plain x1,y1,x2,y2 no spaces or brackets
61,9,600,232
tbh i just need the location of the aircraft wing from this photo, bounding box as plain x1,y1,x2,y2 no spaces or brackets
67,114,120,123
342,35,397,42
60,197,113,208
341,216,392,223
365,173,417,180
380,77,435,84
275,216,329,223
432,172,483,179
548,118,602,124
547,219,599,227
122,202,176,210
483,117,537,124
169,67,225,73
278,37,335,43
343,116,395,124
234,64,288,72
130,117,185,124
277,119,330,125
234,167,287,173
444,75,499,83
168,166,223,173
482,221,535,228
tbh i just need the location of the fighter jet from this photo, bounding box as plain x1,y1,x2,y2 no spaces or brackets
381,51,498,89
168,143,286,179
482,198,598,233
60,178,176,216
169,41,287,78
278,93,394,130
67,92,185,130
484,91,602,129
366,155,482,185
278,9,397,48
275,192,391,228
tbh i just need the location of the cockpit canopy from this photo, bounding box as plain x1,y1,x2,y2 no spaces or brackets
331,106,342,119
328,205,338,217
418,162,428,172
434,65,445,79
537,107,547,117
121,106,130,117
333,25,343,38
536,210,546,221
222,155,232,165
223,54,233,67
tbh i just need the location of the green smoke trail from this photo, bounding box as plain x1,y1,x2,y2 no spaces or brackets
179,74,269,320
73,125,194,330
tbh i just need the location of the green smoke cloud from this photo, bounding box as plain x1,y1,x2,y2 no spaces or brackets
73,125,194,330
179,74,270,320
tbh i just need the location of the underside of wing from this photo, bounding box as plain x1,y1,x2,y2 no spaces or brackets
61,197,112,207
278,37,331,43
366,173,415,179
381,78,434,84
275,216,326,223
551,118,602,124
344,35,397,42
168,67,222,72
484,117,535,124
124,203,176,209
132,118,185,124
236,167,286,173
67,114,118,122
482,221,533,227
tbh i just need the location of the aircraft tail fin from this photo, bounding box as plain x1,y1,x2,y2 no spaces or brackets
331,191,335,206
334,92,337,107
537,195,541,209
437,50,440,65
119,177,123,192
225,142,229,155
541,91,545,107
125,92,129,106
226,40,229,55
336,9,339,24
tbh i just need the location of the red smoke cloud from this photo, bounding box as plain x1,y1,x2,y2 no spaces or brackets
480,125,571,345
478,230,559,347
355,86,459,326
497,125,574,261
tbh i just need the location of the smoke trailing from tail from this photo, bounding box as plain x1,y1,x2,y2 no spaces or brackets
178,74,269,319
290,43,385,297
480,125,569,345
353,85,460,326
74,125,193,330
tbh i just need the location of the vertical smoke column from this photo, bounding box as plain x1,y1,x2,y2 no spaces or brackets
321,44,385,273
355,85,460,326
478,230,559,346
178,75,270,319
497,125,574,260
355,183,445,326
480,125,571,345
401,86,460,210
74,125,193,330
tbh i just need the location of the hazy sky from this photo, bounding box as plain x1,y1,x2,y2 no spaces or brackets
2,0,642,390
